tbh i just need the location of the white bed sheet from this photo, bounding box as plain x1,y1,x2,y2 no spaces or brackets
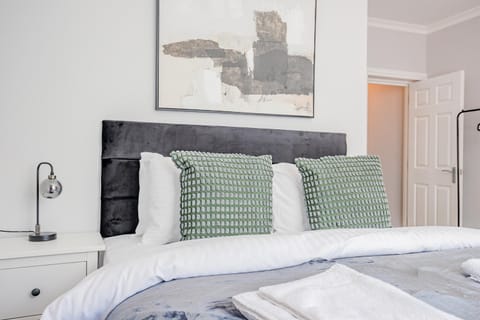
103,234,159,265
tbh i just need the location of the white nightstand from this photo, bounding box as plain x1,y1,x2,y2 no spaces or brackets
0,232,105,320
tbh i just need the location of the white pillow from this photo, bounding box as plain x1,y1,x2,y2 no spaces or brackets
272,163,310,233
136,152,181,244
137,157,309,245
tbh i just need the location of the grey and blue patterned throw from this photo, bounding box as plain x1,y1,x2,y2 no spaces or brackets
106,247,480,320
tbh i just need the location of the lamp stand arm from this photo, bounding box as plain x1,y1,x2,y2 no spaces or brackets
35,162,54,235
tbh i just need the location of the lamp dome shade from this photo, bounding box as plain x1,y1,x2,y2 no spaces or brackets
40,176,62,199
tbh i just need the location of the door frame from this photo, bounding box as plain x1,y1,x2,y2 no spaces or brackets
367,67,427,226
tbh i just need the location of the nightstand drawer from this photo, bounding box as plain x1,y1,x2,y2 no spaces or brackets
0,262,86,319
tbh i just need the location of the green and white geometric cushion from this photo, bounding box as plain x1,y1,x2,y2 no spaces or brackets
170,151,273,240
295,155,391,230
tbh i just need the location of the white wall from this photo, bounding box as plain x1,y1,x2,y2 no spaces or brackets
368,26,427,74
427,17,480,228
0,0,368,233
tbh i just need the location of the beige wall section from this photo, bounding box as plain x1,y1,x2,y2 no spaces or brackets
368,26,427,73
427,17,480,107
368,84,405,227
427,17,480,228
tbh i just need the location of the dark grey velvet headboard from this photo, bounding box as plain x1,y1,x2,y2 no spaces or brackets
101,120,347,237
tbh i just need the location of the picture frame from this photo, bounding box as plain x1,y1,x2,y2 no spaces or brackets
155,0,317,117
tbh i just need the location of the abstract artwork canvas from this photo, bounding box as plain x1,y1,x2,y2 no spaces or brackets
156,0,317,117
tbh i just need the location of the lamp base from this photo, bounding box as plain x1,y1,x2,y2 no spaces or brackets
29,232,57,242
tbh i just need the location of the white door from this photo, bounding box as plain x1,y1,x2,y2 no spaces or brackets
407,71,464,226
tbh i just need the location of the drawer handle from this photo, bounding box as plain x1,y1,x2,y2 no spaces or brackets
31,288,41,297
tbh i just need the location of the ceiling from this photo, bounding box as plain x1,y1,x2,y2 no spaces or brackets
369,0,480,25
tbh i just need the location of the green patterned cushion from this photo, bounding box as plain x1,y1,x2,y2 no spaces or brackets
170,151,273,240
295,155,391,229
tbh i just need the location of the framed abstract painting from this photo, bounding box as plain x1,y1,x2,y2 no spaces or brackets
155,0,317,117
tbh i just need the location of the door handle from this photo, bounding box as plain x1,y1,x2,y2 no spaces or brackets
441,167,456,183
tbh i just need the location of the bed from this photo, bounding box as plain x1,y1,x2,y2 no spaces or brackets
42,121,480,320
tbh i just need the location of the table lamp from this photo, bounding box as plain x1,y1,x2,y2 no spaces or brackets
29,162,62,241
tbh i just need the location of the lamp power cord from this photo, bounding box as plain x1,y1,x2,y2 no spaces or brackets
0,229,34,233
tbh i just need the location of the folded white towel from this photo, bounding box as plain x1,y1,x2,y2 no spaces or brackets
461,258,480,282
233,291,296,320
233,264,459,320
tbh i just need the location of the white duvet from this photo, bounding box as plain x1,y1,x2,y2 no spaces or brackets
42,227,480,320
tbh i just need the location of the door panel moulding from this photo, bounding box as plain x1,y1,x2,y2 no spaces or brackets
402,87,409,227
406,71,464,227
